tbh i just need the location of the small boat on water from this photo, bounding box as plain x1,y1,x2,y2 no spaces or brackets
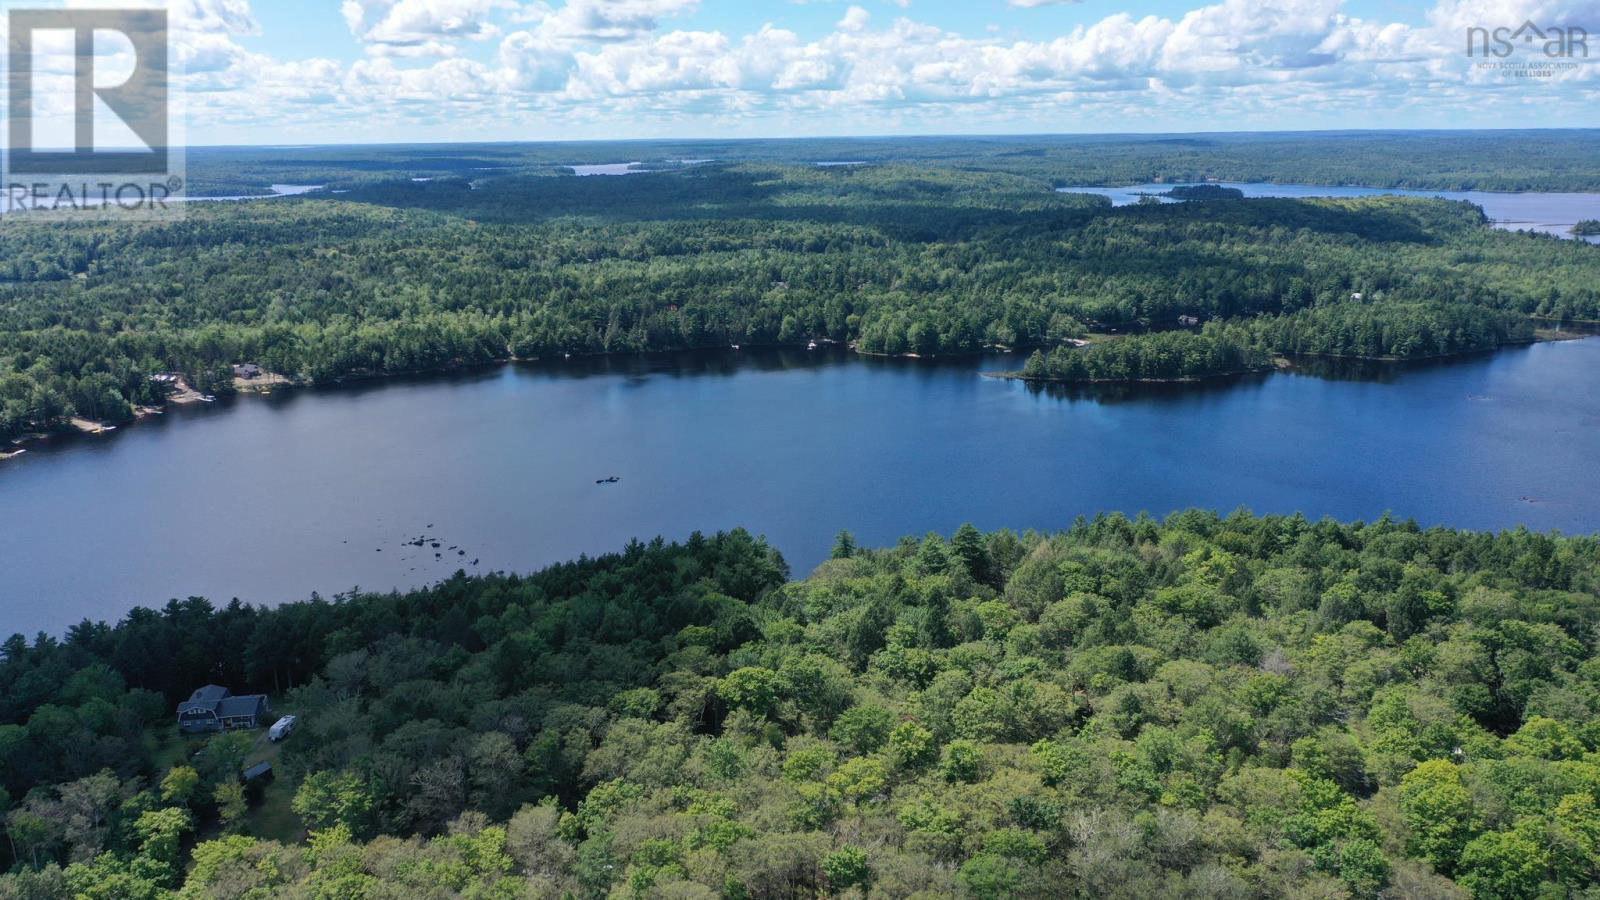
807,341,818,350
596,476,621,485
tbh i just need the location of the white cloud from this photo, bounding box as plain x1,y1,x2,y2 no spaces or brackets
161,0,1600,140
175,0,261,35
343,0,515,53
516,0,699,43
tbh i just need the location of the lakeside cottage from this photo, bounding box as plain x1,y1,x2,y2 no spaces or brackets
177,685,270,733
233,363,263,379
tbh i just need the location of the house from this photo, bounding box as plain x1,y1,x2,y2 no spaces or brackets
1177,315,1201,327
233,363,263,379
177,685,270,733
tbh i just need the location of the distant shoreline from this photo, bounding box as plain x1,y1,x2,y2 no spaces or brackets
5,331,1595,462
988,330,1590,386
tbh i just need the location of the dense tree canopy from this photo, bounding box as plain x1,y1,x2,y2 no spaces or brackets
1021,303,1536,383
178,131,1600,196
4,513,1600,897
4,160,1598,439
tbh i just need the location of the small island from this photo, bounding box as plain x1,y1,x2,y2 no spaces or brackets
1572,219,1600,236
1002,300,1535,384
1165,183,1246,201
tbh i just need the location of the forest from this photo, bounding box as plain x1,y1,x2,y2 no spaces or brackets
4,157,1599,440
1018,303,1536,383
3,512,1600,898
180,131,1600,196
1163,186,1246,201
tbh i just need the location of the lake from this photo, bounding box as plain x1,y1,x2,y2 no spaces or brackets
1057,182,1600,243
4,340,1600,637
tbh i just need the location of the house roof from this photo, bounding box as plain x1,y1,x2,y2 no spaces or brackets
178,685,266,718
218,695,267,719
242,762,272,781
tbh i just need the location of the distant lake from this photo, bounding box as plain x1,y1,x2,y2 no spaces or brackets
569,162,643,176
4,340,1600,637
184,184,325,202
1057,182,1600,243
567,161,715,176
2,183,325,213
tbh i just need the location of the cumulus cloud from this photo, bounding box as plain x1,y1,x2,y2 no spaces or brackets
157,0,1600,140
175,0,261,35
837,6,871,31
516,0,699,43
343,0,515,53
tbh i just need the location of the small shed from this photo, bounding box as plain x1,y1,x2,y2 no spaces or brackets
242,762,273,783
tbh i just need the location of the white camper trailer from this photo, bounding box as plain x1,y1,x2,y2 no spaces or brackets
268,715,298,742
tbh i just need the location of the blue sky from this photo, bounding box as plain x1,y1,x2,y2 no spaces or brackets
117,0,1600,144
243,0,1441,63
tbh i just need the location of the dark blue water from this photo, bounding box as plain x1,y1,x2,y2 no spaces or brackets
4,340,1600,637
1057,182,1600,243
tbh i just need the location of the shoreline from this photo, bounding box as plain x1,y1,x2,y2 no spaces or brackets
990,365,1278,386
4,331,1594,462
1053,180,1600,197
990,331,1583,387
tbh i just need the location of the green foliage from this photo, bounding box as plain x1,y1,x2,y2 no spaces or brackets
212,782,247,833
1400,760,1484,873
5,513,1600,897
291,771,375,837
1022,300,1536,384
1165,184,1246,200
941,740,985,784
717,667,783,718
821,845,871,892
4,146,1600,439
157,767,198,806
828,705,895,754
1458,830,1548,900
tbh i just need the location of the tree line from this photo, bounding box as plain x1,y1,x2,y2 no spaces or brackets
4,512,1600,897
4,165,1600,441
1020,302,1534,383
176,132,1600,197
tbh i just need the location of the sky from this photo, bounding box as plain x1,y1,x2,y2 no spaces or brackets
10,0,1600,145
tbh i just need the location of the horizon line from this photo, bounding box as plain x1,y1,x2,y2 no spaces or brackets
172,125,1600,153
